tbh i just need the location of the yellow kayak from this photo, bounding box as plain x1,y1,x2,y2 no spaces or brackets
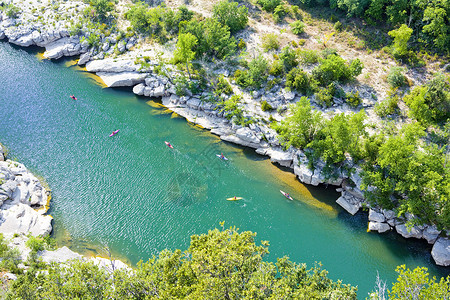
227,197,242,201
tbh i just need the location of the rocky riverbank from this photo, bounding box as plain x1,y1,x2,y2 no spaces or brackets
0,146,129,282
0,3,448,267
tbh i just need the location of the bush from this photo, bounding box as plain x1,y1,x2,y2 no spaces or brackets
345,90,361,107
404,73,450,125
375,94,400,117
261,100,274,111
273,4,287,23
387,67,407,88
238,38,246,49
334,21,343,31
261,33,280,51
5,4,20,19
213,0,248,33
298,49,319,65
26,236,45,253
279,46,298,73
269,60,284,76
213,75,233,95
290,20,305,35
285,68,314,95
257,0,281,12
388,24,413,58
312,54,363,86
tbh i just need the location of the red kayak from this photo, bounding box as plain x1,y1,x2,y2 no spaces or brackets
280,190,293,200
70,95,77,100
109,129,119,137
165,141,173,149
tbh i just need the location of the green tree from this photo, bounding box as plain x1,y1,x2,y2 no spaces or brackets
213,0,249,33
312,54,363,86
89,0,115,22
173,33,198,78
388,24,413,58
422,0,450,52
275,97,324,149
388,265,450,299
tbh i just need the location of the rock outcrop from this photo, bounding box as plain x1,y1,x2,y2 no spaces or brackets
431,237,450,266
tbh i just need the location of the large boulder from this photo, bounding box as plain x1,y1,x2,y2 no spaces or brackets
423,225,441,244
369,209,386,223
431,237,450,266
40,246,83,264
268,148,293,167
395,224,423,239
235,127,261,144
86,58,137,73
336,195,360,215
78,53,91,66
294,163,313,185
132,83,145,95
0,204,53,237
96,72,147,88
368,221,390,233
9,31,35,47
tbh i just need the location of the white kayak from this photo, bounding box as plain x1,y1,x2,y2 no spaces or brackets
216,154,228,161
280,190,293,200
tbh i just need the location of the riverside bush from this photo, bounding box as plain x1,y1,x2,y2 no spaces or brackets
345,90,361,107
273,4,287,23
279,46,298,73
261,100,274,111
298,49,319,65
234,56,268,89
213,75,233,95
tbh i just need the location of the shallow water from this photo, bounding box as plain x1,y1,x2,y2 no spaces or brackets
0,41,447,298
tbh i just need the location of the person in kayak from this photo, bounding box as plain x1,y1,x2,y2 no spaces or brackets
220,153,225,159
234,196,237,200
286,193,290,198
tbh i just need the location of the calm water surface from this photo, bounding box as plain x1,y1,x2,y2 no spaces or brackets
0,41,448,298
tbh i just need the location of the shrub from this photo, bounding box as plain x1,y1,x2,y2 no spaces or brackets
290,20,305,35
213,0,248,33
334,21,343,31
261,33,280,51
387,66,407,88
285,68,314,95
214,75,233,95
314,83,338,108
388,24,413,58
297,49,319,65
345,90,361,107
312,54,363,86
273,4,287,23
26,236,45,253
238,38,246,49
257,0,281,12
375,94,400,117
269,60,284,76
5,4,21,19
279,46,298,73
261,100,274,111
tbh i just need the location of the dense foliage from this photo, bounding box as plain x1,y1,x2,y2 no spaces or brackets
5,227,357,299
301,0,449,53
275,96,449,230
212,0,249,33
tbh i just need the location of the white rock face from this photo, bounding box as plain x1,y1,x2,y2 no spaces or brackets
423,225,441,244
0,204,52,237
369,209,386,223
90,256,131,273
235,127,261,144
40,246,83,264
96,72,147,87
368,221,390,233
43,38,82,59
268,148,293,167
86,58,137,73
336,195,360,215
78,53,91,66
294,163,313,185
132,83,145,95
395,224,423,239
431,237,450,266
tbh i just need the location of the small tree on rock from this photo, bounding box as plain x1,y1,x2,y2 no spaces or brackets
174,33,198,78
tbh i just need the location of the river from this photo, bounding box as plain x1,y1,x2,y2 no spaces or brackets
0,41,447,298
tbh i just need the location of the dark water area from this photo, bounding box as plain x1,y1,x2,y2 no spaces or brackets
0,41,448,298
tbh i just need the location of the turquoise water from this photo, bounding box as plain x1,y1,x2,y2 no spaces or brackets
0,41,448,297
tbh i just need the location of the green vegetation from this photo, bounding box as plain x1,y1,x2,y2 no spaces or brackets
257,0,281,13
285,68,314,95
1,3,21,19
261,33,280,52
4,227,357,299
404,73,450,125
213,0,248,33
290,20,305,35
314,0,449,53
173,33,198,78
234,55,269,89
312,54,363,86
388,24,413,58
261,100,274,111
387,67,407,89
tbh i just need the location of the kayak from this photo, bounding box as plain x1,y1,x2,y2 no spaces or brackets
70,95,77,100
109,129,119,137
280,190,293,200
165,141,174,149
216,154,228,161
227,197,242,201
